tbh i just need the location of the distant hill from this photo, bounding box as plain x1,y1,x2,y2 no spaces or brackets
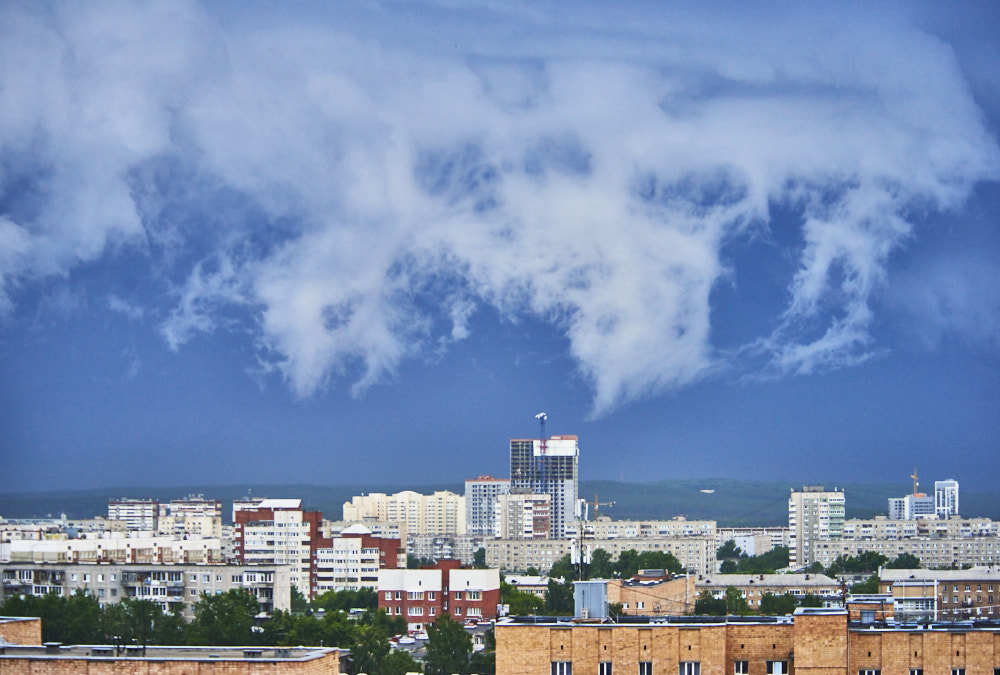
2,479,998,527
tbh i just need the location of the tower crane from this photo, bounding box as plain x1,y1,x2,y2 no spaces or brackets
910,467,919,496
591,493,616,520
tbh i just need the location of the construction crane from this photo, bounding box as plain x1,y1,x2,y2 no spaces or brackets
910,467,919,496
535,412,547,497
591,493,616,520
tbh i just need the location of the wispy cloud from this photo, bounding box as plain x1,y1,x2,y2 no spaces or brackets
0,2,997,414
107,294,145,321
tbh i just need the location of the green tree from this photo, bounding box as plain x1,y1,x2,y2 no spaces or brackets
693,591,726,615
407,554,436,569
290,587,310,614
725,586,749,615
384,649,424,675
473,547,487,568
615,549,641,579
359,607,406,637
314,588,377,613
887,553,921,569
758,593,796,615
851,574,880,594
525,566,541,576
806,561,826,574
544,579,574,616
717,539,742,559
501,582,545,615
188,589,260,645
589,548,614,579
549,554,575,582
798,594,824,608
636,551,683,575
719,559,738,573
469,628,497,675
828,552,887,576
424,613,473,675
349,624,390,674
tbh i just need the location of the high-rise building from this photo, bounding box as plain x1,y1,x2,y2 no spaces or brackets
157,495,222,538
341,491,466,536
107,499,158,531
464,476,510,538
494,490,551,539
887,493,935,520
233,498,322,598
935,479,959,519
787,485,845,567
510,435,579,539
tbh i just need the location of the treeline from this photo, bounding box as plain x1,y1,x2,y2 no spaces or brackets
0,589,492,675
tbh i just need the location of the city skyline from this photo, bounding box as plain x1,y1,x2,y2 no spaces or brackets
2,2,999,491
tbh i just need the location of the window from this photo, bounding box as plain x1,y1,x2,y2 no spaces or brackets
599,663,612,675
455,591,464,599
394,591,402,600
467,590,482,600
768,662,788,675
910,670,923,675
551,663,572,675
408,591,424,600
859,670,881,675
385,591,392,600
637,601,645,609
680,663,700,675
408,607,423,616
735,662,749,675
428,591,436,599
640,663,653,675
952,670,965,675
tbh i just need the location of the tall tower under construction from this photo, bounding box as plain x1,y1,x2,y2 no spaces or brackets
509,434,579,539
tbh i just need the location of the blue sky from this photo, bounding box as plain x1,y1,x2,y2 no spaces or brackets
1,1,998,491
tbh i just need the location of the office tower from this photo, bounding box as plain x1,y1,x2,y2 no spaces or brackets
510,435,579,539
935,479,959,519
787,485,845,567
465,475,511,537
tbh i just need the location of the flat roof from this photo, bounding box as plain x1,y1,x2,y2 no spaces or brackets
0,645,338,662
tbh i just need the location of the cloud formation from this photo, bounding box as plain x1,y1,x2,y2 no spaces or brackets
0,2,997,414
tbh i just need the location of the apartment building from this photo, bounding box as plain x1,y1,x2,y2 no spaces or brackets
495,491,551,539
936,479,961,519
840,516,998,540
510,435,579,539
566,517,717,541
604,571,696,615
312,526,404,595
716,527,790,553
788,485,845,566
888,493,935,520
323,519,408,541
695,572,840,609
107,499,158,531
485,536,715,576
377,560,500,632
497,605,1000,675
879,566,1000,621
156,496,222,539
465,475,511,538
812,536,1000,570
407,534,485,565
0,562,291,619
505,575,551,598
342,490,466,536
3,536,222,565
233,498,322,598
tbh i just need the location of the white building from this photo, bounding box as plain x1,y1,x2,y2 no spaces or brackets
510,435,579,539
465,476,510,538
233,498,321,597
342,491,466,536
3,535,222,565
107,499,158,531
788,486,845,567
935,479,960,519
494,491,550,539
888,494,935,521
157,496,222,539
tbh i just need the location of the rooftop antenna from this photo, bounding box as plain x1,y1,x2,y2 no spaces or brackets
910,467,919,496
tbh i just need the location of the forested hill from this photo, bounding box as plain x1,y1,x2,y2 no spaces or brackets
2,479,998,527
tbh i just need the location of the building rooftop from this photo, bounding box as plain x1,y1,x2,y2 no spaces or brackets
0,644,338,663
697,573,838,587
880,566,1000,581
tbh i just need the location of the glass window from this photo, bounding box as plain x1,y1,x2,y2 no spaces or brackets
598,663,612,675
768,662,788,675
735,662,749,675
640,663,653,675
680,663,700,675
551,662,572,675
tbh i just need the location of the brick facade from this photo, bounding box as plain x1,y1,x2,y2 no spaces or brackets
0,616,42,645
378,560,500,630
496,609,1000,675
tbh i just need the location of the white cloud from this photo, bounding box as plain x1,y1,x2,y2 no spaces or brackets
107,294,145,321
1,2,998,414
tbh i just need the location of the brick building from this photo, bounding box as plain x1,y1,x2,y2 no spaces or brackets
0,616,41,645
606,571,697,616
496,607,1000,675
880,566,1000,621
0,643,341,673
695,573,841,609
377,559,500,632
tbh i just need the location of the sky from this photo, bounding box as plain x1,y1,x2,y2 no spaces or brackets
1,1,999,492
